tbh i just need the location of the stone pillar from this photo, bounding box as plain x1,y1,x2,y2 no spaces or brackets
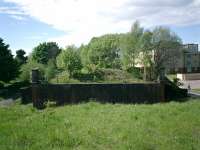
31,68,39,84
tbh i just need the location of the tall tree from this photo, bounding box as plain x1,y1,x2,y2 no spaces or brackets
0,38,18,82
152,27,182,80
45,59,57,81
137,31,154,80
56,45,82,77
15,49,27,66
85,34,121,69
120,21,144,70
32,42,61,64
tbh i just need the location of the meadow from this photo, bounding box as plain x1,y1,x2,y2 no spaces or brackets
0,98,200,150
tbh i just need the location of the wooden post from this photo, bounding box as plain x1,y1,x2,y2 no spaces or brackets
160,81,165,102
31,69,45,109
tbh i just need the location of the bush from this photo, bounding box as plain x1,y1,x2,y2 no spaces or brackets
19,59,45,82
50,71,80,84
72,70,104,82
45,59,57,81
126,67,143,79
56,46,82,77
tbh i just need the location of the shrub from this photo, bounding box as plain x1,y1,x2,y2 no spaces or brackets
126,67,143,79
50,71,80,84
56,46,82,77
45,59,57,81
19,59,45,82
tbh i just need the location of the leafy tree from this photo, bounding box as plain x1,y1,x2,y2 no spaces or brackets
152,27,182,80
0,38,18,82
137,31,154,80
19,57,45,82
45,59,57,81
15,49,27,66
120,21,144,70
32,42,61,64
56,45,82,77
85,34,121,69
79,44,90,67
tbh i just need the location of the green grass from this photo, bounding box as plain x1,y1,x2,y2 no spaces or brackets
0,99,200,150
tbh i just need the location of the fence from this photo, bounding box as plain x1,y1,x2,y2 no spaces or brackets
21,82,165,109
20,69,187,109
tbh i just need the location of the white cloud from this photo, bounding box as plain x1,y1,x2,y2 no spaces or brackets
3,0,200,47
10,14,26,20
0,6,24,15
0,6,28,21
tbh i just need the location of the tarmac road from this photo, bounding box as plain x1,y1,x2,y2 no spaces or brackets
181,80,200,89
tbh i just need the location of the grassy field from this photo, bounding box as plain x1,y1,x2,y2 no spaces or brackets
0,99,200,150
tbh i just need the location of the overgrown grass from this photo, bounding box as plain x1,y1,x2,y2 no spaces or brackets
0,99,200,150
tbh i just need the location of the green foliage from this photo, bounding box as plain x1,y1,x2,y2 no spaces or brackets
152,27,182,80
101,68,141,83
152,27,182,43
56,45,82,77
126,67,143,79
1,99,200,149
32,42,61,64
120,21,144,70
0,38,19,82
14,22,183,83
137,31,154,80
50,71,79,83
50,71,69,83
73,67,104,82
15,49,27,66
19,58,45,81
82,34,121,69
45,59,57,81
80,44,90,67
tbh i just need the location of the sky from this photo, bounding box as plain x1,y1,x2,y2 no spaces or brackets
0,0,200,55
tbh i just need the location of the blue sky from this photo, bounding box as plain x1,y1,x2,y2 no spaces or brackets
0,0,200,55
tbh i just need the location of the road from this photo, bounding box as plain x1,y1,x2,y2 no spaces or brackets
180,80,200,89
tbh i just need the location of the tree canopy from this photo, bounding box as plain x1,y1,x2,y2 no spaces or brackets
151,27,182,80
120,21,144,70
56,45,82,77
0,38,19,82
32,42,61,64
82,34,121,69
15,49,27,66
3,21,183,83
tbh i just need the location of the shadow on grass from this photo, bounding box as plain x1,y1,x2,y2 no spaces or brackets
0,81,29,100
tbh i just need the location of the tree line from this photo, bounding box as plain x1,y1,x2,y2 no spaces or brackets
0,22,182,83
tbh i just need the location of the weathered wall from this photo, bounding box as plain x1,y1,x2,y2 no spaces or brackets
21,83,165,109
